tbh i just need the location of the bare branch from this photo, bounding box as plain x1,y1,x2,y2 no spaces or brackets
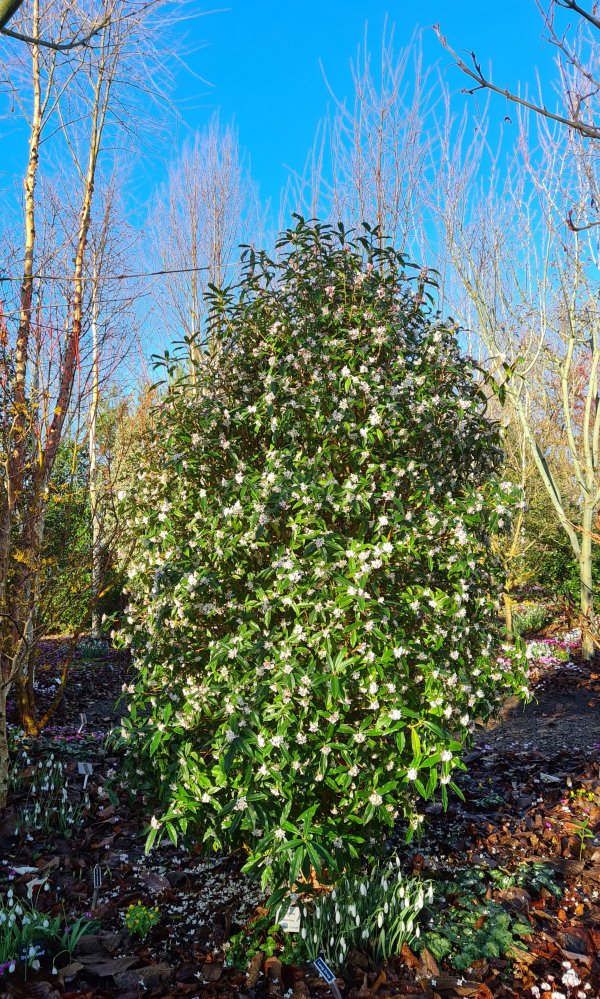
432,22,600,140
1,16,110,51
0,1,165,53
555,0,600,32
566,208,600,231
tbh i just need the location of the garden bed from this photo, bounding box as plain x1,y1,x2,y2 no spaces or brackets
1,638,600,998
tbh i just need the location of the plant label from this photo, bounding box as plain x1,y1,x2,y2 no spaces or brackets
279,904,301,932
93,865,102,888
78,762,93,775
313,957,335,983
78,712,87,733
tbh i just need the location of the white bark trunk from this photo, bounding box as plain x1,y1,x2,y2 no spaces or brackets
580,501,595,660
89,275,101,638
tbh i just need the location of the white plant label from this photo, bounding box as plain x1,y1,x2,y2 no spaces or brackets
279,904,301,933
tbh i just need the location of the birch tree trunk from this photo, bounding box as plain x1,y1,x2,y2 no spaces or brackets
581,501,595,660
432,67,600,657
0,0,180,805
89,273,101,638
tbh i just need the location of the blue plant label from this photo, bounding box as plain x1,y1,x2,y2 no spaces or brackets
78,762,93,775
313,957,335,983
93,865,102,888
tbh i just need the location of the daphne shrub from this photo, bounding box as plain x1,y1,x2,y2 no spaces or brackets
117,218,527,896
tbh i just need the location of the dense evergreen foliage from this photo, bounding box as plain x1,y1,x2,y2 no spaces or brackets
118,219,526,894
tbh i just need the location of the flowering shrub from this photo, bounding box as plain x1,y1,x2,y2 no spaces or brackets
118,218,526,894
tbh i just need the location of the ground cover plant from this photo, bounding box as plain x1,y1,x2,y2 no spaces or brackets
117,217,527,899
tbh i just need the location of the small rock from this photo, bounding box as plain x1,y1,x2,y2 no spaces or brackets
265,956,283,982
113,962,173,990
75,931,123,956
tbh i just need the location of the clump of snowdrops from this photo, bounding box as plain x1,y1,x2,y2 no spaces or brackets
0,896,58,976
0,893,97,978
294,861,432,969
14,755,89,838
117,217,527,899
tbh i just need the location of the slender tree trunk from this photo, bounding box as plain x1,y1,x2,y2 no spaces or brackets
5,0,42,737
0,685,9,809
15,492,47,735
503,591,514,638
89,275,101,637
581,500,595,660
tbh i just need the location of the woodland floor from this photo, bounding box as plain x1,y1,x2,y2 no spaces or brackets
1,637,600,999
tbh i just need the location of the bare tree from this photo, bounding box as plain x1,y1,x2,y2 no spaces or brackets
293,19,600,655
436,2,600,141
153,114,266,356
283,26,441,257
433,51,600,656
0,0,185,805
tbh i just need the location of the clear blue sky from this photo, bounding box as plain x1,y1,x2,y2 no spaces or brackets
176,0,558,210
0,1,565,254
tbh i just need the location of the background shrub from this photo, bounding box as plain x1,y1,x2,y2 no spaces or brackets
118,218,526,897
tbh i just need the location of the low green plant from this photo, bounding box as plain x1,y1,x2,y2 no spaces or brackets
225,914,281,968
570,787,600,804
472,781,505,811
77,637,110,660
419,898,531,970
490,862,561,898
123,901,160,939
56,914,100,963
513,604,548,638
572,818,594,859
294,862,432,970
